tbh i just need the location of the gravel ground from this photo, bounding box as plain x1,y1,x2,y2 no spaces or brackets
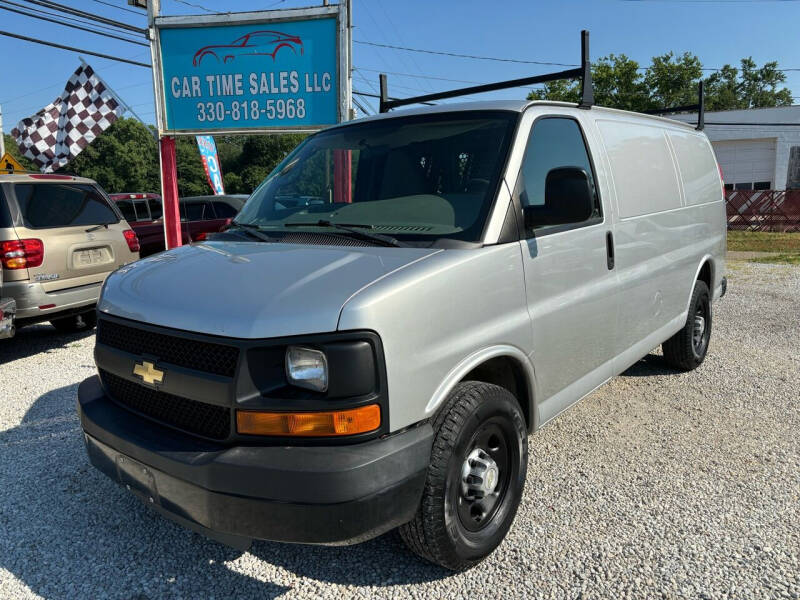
1,261,798,600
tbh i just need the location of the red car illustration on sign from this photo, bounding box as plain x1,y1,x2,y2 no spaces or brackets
192,30,304,66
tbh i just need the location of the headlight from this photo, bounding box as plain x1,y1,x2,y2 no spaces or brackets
285,346,328,392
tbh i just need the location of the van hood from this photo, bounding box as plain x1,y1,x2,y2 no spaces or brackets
98,241,440,338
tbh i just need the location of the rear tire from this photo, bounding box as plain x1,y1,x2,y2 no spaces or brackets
398,381,528,571
50,311,97,333
662,280,711,371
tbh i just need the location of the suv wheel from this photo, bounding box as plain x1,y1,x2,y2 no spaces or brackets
662,279,711,371
399,381,528,570
50,311,97,334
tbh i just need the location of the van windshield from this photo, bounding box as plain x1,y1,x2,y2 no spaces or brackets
14,183,119,229
235,111,517,243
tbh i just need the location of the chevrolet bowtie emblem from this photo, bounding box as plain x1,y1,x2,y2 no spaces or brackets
133,361,164,386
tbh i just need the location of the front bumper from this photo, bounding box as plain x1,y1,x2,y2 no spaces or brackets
4,279,101,322
77,375,433,548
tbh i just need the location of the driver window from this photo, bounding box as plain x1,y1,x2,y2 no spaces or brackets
517,117,600,221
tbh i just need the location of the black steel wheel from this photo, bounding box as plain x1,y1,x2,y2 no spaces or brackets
663,279,712,371
398,381,527,570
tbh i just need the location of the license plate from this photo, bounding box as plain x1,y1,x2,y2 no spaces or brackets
116,455,159,505
76,248,105,266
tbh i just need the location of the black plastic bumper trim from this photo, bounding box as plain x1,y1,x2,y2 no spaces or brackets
78,375,433,545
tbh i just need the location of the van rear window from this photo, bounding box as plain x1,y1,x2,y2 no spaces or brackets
13,183,119,229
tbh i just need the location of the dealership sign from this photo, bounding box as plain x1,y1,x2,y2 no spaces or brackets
150,5,351,135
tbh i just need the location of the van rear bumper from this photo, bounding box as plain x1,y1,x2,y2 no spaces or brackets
77,376,433,548
4,279,101,322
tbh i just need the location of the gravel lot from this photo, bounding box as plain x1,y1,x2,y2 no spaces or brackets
1,261,798,600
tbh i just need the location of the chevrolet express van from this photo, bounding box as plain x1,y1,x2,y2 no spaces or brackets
77,97,726,570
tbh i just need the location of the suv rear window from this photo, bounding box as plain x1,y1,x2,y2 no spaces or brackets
13,183,119,229
0,186,12,228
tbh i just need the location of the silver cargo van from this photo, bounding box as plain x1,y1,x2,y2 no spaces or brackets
77,43,726,570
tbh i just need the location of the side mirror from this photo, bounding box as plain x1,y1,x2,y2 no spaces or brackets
523,167,594,229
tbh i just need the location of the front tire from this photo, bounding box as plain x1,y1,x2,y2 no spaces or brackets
50,311,97,333
662,280,711,371
399,382,528,570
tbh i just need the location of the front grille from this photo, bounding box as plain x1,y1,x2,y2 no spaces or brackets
100,370,230,440
97,319,239,377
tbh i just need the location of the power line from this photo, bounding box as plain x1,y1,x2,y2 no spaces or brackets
374,0,433,93
0,4,148,47
353,89,436,106
89,0,145,16
356,66,481,85
5,0,147,39
354,39,577,67
355,38,800,73
23,0,146,34
0,29,151,67
168,0,219,14
359,1,431,94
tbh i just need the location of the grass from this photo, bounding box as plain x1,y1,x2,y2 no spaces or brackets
750,253,800,265
727,231,800,253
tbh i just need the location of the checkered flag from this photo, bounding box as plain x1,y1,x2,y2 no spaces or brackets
11,63,126,173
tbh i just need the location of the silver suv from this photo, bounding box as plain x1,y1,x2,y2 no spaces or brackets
77,100,726,570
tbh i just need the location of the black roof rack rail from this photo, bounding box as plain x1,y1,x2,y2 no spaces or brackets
642,81,705,131
378,30,594,113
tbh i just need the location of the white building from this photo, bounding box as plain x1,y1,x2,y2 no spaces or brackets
671,105,800,191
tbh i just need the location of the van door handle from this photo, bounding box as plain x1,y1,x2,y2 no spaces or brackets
606,231,615,270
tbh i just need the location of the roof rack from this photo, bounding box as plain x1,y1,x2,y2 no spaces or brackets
378,30,594,113
642,81,705,131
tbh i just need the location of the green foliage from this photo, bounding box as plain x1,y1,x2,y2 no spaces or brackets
68,118,160,193
706,58,794,110
528,53,793,112
4,116,307,196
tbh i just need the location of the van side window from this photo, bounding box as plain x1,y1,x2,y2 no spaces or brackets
517,117,600,229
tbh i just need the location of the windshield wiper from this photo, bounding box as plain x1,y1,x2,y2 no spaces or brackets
283,219,406,247
85,223,110,233
226,222,275,243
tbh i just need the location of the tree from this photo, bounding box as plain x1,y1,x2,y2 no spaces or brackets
528,53,793,112
529,54,651,112
706,57,793,110
644,52,703,110
68,118,160,193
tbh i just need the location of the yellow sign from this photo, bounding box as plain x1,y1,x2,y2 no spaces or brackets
0,153,25,174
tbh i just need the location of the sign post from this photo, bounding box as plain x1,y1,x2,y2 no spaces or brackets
148,2,351,249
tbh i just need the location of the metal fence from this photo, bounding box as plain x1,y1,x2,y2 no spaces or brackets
725,190,800,232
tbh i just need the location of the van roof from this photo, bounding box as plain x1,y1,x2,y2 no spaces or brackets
0,172,99,185
345,99,699,132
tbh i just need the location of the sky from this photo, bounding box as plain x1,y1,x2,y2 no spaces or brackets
1,0,799,133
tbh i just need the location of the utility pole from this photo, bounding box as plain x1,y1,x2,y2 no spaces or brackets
147,0,182,250
0,104,5,157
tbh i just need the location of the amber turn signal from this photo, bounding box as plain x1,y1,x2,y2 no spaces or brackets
236,404,381,437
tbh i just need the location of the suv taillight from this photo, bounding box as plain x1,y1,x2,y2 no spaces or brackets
1,239,44,269
123,230,140,253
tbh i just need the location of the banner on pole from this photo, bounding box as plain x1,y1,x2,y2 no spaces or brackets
196,135,225,195
151,5,350,135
